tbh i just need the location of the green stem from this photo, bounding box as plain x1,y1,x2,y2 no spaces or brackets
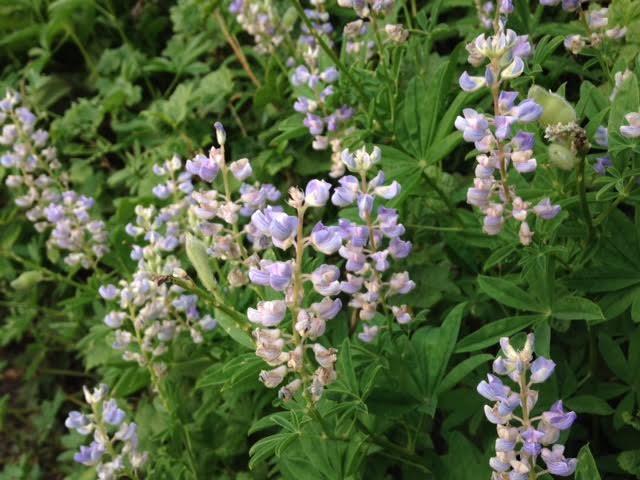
577,154,594,241
3,251,91,293
593,175,639,226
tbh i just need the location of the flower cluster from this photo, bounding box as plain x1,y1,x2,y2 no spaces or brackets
290,0,356,178
478,334,578,479
456,17,561,244
537,3,626,54
229,0,290,54
338,0,408,55
247,145,413,402
65,384,148,479
100,123,280,374
0,90,108,268
332,146,414,335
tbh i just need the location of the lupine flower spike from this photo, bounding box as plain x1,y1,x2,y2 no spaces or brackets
100,123,279,375
248,145,413,402
0,91,108,268
478,334,578,479
455,5,561,244
65,384,148,479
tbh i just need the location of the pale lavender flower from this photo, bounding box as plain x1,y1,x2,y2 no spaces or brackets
533,198,561,220
620,112,640,139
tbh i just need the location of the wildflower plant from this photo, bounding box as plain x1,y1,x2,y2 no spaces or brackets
0,91,108,268
479,334,577,479
247,145,413,402
2,0,640,478
65,384,148,479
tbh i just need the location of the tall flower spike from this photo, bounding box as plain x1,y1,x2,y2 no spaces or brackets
248,146,412,401
479,334,577,479
289,0,356,177
101,123,280,376
65,384,148,477
0,90,108,268
455,10,561,244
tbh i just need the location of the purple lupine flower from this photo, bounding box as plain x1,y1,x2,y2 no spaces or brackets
455,109,490,142
99,284,119,300
294,97,313,113
477,374,511,402
65,411,92,435
495,115,517,140
530,357,556,383
249,260,293,291
339,245,367,272
310,223,343,254
74,441,105,466
358,325,379,342
102,399,126,426
311,265,341,296
320,67,339,83
340,273,364,293
311,297,342,320
152,183,172,199
304,114,324,135
388,237,412,259
392,305,411,324
542,401,577,430
533,198,561,220
521,427,545,455
389,272,415,294
541,445,578,476
459,72,487,92
513,99,542,122
291,66,310,86
378,207,405,238
305,179,331,207
104,312,126,329
186,153,219,182
229,158,252,181
620,112,640,139
269,212,298,250
248,300,287,327
374,180,401,199
595,126,608,147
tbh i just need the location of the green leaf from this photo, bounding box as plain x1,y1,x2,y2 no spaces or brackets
552,296,604,322
598,334,630,382
576,444,601,480
456,315,544,353
436,354,493,394
249,432,297,469
337,339,358,395
214,308,254,350
425,303,466,393
185,234,216,292
566,395,614,415
618,449,640,475
477,275,544,312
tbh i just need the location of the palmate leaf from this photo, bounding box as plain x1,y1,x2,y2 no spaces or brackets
551,296,604,322
249,432,298,470
477,275,544,312
576,444,602,480
456,315,545,353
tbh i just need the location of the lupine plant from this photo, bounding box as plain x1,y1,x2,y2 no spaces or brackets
1,0,640,479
